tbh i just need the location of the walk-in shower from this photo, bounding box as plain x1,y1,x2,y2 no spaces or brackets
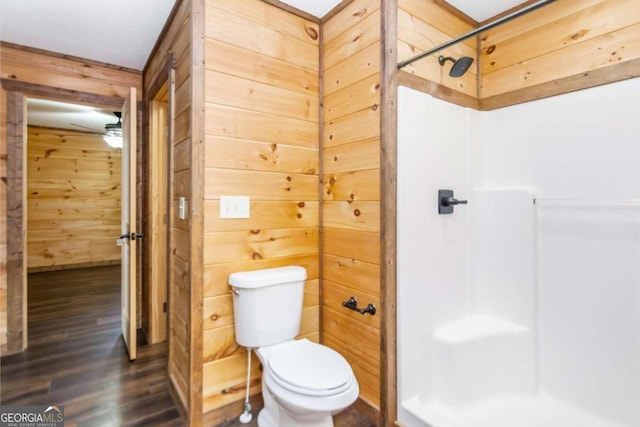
397,79,640,427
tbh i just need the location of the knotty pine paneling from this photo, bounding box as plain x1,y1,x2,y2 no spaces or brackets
480,0,640,99
143,0,193,416
202,0,320,415
27,126,121,270
322,0,382,409
397,0,477,98
0,44,141,99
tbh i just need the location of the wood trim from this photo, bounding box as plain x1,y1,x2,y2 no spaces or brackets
0,41,142,74
1,79,125,108
476,35,482,99
318,17,325,345
6,91,27,355
143,0,185,76
143,54,177,345
168,374,189,421
398,71,480,110
145,54,177,103
190,0,206,423
27,260,121,274
380,1,398,426
260,0,321,23
2,81,139,357
479,58,640,110
321,0,355,24
433,0,478,27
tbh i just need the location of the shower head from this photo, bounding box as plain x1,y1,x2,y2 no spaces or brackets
438,55,474,78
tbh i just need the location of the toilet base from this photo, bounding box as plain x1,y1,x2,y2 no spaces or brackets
258,407,334,427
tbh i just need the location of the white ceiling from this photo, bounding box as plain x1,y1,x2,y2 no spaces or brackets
27,99,118,134
0,0,175,70
1,1,527,71
445,0,526,22
282,0,343,18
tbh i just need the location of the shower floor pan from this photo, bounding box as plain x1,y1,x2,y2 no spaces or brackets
403,394,621,427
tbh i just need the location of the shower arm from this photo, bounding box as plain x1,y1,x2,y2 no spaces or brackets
397,0,558,70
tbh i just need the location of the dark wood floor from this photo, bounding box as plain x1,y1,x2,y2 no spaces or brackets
0,266,374,427
1,266,183,426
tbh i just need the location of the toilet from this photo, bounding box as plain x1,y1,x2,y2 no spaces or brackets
229,266,359,427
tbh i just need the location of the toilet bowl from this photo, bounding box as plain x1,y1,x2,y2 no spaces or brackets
256,339,359,427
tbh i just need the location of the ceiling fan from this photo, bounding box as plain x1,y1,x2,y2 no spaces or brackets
103,112,123,148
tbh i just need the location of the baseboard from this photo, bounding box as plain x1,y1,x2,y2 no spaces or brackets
202,393,264,426
168,374,188,422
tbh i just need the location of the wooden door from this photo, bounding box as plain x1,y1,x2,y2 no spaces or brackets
120,87,138,360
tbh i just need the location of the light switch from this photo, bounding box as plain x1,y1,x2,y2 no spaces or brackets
220,196,250,219
179,197,186,220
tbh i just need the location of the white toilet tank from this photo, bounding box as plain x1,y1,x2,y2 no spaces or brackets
229,266,307,348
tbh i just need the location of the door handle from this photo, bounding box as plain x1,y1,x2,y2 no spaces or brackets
120,232,144,241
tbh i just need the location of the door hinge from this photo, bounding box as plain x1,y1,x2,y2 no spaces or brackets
163,302,167,313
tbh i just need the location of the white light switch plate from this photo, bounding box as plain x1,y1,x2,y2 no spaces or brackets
220,196,250,219
179,197,186,220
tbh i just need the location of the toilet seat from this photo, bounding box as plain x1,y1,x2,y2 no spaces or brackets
267,339,354,397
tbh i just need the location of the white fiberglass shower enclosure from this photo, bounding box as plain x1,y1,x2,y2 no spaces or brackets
397,79,640,427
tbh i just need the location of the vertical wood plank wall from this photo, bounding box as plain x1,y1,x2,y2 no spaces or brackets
322,0,382,409
202,0,320,415
0,43,142,356
480,0,640,104
397,0,477,97
26,127,121,270
143,0,193,416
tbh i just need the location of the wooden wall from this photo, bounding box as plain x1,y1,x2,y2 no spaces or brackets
142,0,195,419
0,86,7,351
480,0,640,107
322,0,382,409
0,42,142,356
202,0,320,416
397,0,477,98
26,127,121,270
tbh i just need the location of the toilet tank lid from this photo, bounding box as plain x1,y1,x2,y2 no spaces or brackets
229,266,307,288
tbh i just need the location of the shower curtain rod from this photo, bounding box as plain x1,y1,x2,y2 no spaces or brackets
397,0,558,70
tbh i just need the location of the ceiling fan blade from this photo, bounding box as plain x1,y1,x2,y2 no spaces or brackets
70,122,100,132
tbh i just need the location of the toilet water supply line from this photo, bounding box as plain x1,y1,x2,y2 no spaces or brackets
239,348,253,424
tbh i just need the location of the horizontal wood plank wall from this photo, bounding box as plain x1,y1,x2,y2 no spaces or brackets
323,0,382,409
0,43,142,356
26,127,121,269
143,0,193,417
397,0,478,98
480,0,640,105
203,0,320,416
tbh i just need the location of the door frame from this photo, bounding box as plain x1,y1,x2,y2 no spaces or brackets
143,55,175,344
1,78,137,353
